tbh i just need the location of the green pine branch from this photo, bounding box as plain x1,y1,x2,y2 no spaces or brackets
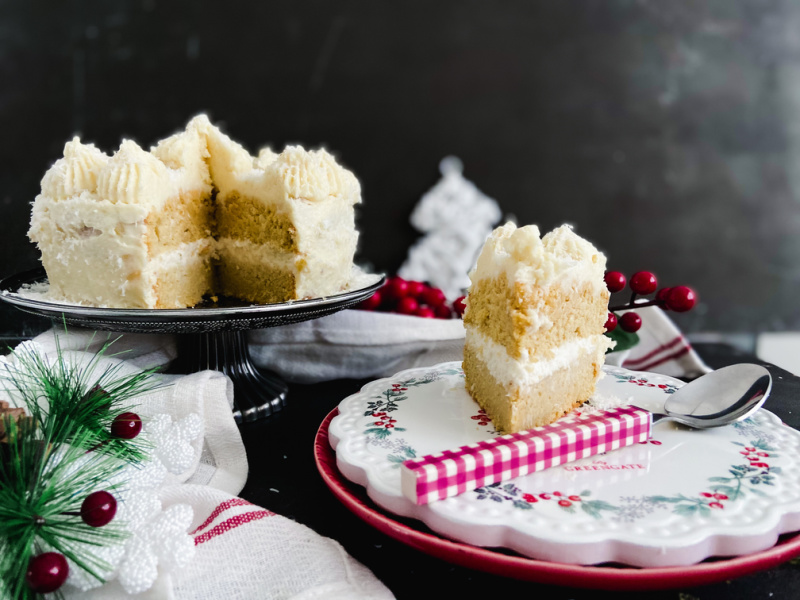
1,337,165,463
0,334,167,597
0,417,129,599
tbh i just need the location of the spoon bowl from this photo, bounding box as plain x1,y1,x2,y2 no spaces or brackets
632,363,772,429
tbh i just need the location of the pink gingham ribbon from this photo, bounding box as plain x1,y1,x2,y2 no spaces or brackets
400,406,651,505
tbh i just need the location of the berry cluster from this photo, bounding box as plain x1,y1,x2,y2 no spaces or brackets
357,276,466,319
26,410,142,594
26,489,120,593
470,408,492,427
740,446,770,470
521,490,583,508
371,411,398,429
699,491,729,510
604,270,697,334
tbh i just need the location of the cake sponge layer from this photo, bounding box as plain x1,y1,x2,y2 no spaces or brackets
464,274,609,363
463,338,606,433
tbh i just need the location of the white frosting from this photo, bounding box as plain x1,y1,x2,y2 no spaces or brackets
256,147,279,168
470,222,606,292
467,328,613,389
95,140,172,205
151,116,212,188
277,146,356,202
199,117,361,208
40,138,108,200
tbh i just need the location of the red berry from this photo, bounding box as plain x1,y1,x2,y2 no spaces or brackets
406,280,425,298
604,312,618,332
26,552,69,593
434,304,453,319
81,490,117,527
396,296,419,315
414,306,435,318
604,271,626,293
619,312,642,333
87,383,108,400
111,412,142,439
655,287,672,308
358,291,382,311
383,277,409,300
568,495,582,502
420,286,447,307
558,499,572,507
665,286,696,312
629,271,657,295
453,296,467,317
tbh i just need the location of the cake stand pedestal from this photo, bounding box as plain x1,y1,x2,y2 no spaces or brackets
0,268,384,423
172,330,289,423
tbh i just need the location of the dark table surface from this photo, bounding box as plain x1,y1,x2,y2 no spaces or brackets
238,343,800,600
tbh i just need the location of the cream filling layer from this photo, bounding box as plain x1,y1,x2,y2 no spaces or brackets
215,237,297,270
145,238,212,274
467,328,612,390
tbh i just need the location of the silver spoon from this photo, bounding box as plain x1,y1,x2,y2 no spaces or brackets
629,363,772,428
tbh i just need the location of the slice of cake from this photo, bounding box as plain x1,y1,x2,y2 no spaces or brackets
462,222,614,433
27,116,362,308
200,117,361,304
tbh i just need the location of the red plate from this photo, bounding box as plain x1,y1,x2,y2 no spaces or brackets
315,408,800,591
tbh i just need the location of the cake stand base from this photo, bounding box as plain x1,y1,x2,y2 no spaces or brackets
173,331,288,424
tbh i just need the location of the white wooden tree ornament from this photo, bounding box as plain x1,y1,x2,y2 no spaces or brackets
398,156,502,300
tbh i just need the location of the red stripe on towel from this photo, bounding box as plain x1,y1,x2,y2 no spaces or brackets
190,498,253,535
628,345,691,372
623,336,687,369
194,510,276,545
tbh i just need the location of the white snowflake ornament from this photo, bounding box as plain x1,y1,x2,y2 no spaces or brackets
116,503,195,595
143,413,203,475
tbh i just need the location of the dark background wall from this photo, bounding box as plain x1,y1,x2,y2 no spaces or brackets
2,0,800,338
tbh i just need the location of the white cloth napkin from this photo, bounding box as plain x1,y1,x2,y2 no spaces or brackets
17,328,394,600
248,309,467,383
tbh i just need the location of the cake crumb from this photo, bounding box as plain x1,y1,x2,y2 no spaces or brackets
584,390,629,413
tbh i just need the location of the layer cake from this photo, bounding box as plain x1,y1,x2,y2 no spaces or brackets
27,116,361,308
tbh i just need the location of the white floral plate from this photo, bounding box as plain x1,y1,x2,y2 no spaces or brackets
328,362,800,567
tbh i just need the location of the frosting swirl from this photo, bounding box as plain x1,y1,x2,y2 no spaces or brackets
96,140,170,204
40,138,108,200
276,147,353,203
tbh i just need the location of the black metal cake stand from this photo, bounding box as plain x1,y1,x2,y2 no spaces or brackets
0,267,384,423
